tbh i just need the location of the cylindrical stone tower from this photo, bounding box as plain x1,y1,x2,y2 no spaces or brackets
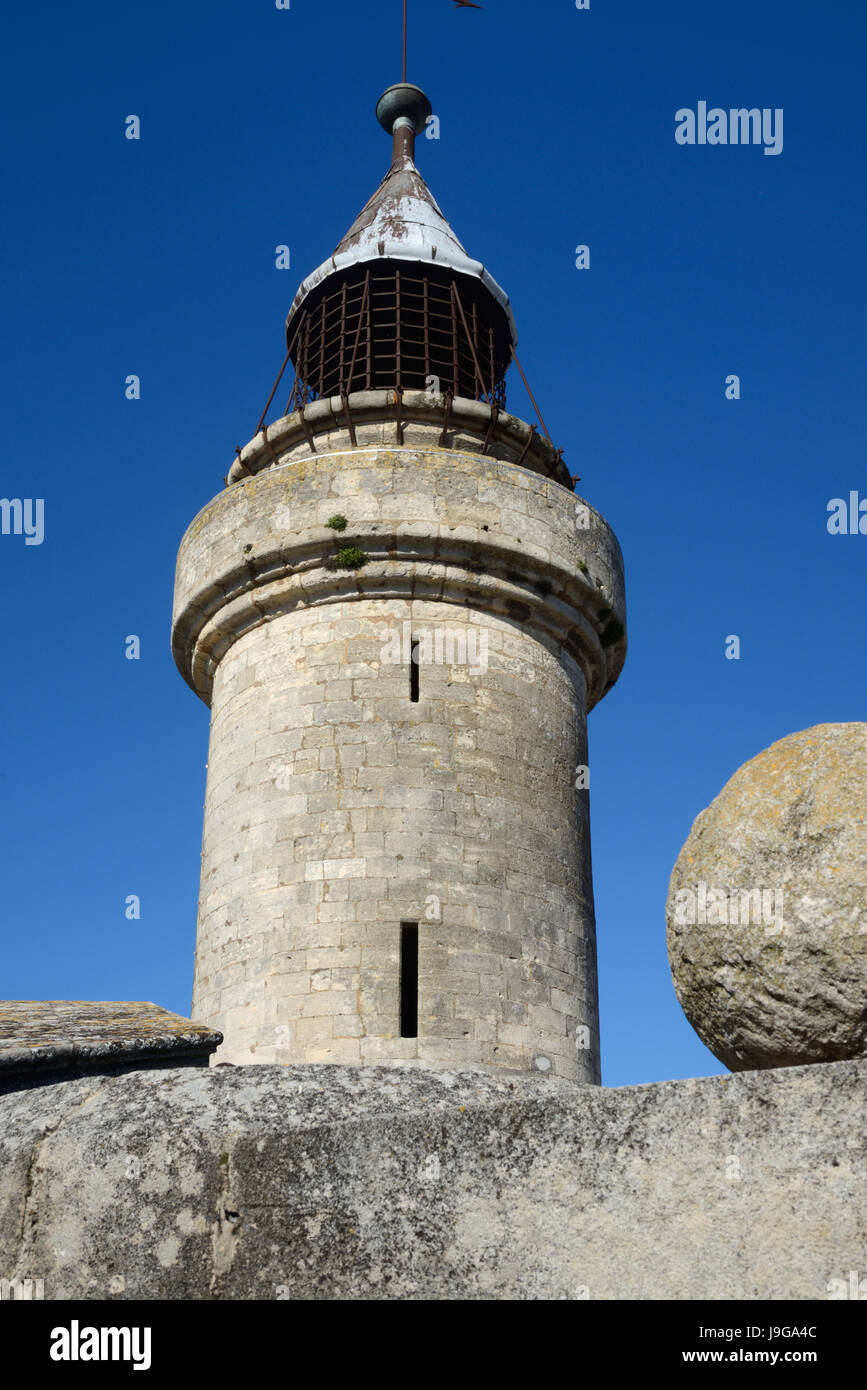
172,85,626,1082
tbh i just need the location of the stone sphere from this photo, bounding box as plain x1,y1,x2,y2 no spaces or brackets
667,723,867,1071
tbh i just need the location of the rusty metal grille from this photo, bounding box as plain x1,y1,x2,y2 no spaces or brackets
283,262,511,413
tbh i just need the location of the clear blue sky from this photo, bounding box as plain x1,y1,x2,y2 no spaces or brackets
2,0,864,1086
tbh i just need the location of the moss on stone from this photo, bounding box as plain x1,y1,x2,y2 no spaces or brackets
334,546,368,570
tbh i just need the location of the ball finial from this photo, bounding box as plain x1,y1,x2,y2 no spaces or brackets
376,83,433,137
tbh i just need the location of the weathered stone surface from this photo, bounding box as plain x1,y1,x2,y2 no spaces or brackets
667,724,867,1071
173,431,626,1078
173,445,626,708
1,1061,863,1300
224,392,568,487
0,1002,221,1093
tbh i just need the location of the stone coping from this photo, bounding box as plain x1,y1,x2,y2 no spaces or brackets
226,391,571,487
1,1059,863,1299
0,1002,222,1083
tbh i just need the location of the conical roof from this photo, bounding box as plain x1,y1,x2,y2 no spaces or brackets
286,103,517,346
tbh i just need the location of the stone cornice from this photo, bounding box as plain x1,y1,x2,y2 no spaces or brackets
174,448,626,710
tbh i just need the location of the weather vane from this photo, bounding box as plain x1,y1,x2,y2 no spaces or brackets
402,0,483,83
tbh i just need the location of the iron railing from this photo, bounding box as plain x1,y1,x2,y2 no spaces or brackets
282,263,511,413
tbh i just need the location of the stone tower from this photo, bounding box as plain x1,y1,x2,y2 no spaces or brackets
172,84,626,1081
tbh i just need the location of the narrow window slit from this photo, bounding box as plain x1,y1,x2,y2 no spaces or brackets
410,637,420,703
400,923,419,1038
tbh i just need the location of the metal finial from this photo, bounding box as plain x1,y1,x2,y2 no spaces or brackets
376,83,433,162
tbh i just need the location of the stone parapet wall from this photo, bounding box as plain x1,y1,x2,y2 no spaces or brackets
2,1060,863,1300
224,391,570,487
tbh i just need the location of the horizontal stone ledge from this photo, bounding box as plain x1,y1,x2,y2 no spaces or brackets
227,392,571,488
0,1002,223,1094
176,557,621,710
175,453,622,612
174,528,617,637
173,453,626,698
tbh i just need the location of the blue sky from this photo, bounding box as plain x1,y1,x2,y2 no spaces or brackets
1,0,864,1086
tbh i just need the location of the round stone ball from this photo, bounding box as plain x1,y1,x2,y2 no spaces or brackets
666,723,867,1071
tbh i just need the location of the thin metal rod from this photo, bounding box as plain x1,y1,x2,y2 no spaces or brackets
254,348,291,437
510,350,553,444
394,384,404,443
318,298,326,395
403,0,407,81
260,422,280,467
481,403,499,456
439,388,453,446
298,404,317,453
366,276,373,388
285,313,310,415
516,424,537,468
341,392,357,447
395,268,401,388
338,282,348,395
450,284,459,396
453,282,490,403
423,276,431,384
257,311,304,433
347,271,370,394
286,371,298,417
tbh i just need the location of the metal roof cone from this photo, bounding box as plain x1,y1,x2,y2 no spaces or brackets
286,85,517,346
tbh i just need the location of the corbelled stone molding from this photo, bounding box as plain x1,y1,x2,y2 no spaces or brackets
173,446,626,709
